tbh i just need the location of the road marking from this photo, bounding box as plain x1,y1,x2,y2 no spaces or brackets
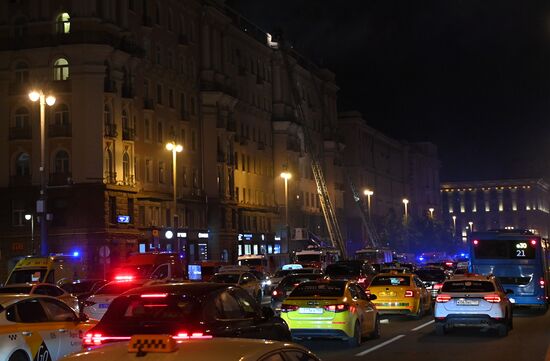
411,320,435,331
355,334,405,357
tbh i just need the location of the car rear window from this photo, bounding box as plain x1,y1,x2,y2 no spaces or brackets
370,276,411,286
104,295,200,323
325,265,359,276
210,274,240,284
415,270,446,282
289,281,346,297
279,274,324,289
441,280,495,292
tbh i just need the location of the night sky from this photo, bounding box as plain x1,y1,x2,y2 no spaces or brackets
226,0,550,181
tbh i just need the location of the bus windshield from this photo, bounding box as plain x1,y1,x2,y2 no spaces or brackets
7,269,46,284
473,240,536,259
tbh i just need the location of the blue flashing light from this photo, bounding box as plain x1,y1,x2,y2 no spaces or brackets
460,253,465,257
418,256,425,262
72,251,80,257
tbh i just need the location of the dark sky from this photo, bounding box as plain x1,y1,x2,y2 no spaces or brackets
226,0,550,181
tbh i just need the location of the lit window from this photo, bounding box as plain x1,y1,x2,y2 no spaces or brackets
53,58,69,80
54,150,70,173
123,152,130,183
14,107,29,128
54,104,69,126
15,153,30,176
56,12,70,34
15,61,29,83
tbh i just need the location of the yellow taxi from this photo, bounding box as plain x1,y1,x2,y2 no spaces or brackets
280,280,380,347
0,294,96,361
62,334,321,361
367,272,432,318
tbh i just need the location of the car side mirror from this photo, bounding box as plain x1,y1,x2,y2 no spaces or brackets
505,289,514,295
368,294,377,301
261,306,274,319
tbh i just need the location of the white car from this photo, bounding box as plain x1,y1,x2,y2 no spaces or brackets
0,283,79,312
82,279,150,320
210,272,262,302
0,294,96,361
434,274,513,336
62,335,320,361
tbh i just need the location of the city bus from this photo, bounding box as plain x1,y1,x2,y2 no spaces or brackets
355,247,393,264
293,247,340,269
469,230,549,310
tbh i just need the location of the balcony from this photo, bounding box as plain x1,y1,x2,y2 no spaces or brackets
9,126,32,140
49,123,71,138
104,171,117,184
104,123,117,138
10,175,31,186
49,172,71,186
122,128,135,141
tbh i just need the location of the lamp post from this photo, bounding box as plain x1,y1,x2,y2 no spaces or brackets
166,141,183,252
363,189,374,218
402,198,409,223
280,171,292,253
428,207,435,219
452,215,457,237
468,221,474,233
25,214,34,255
29,90,56,256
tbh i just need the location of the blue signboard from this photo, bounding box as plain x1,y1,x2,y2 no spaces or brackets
117,215,130,224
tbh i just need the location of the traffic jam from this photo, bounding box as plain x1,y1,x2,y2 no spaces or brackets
0,231,548,361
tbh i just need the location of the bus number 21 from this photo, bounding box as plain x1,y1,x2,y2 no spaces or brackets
516,250,526,257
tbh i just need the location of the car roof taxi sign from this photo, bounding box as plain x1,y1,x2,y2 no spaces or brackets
128,334,178,354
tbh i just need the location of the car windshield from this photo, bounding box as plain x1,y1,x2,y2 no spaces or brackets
370,276,411,286
325,264,360,276
7,269,46,284
290,281,346,297
63,281,99,294
280,274,323,289
103,294,200,325
442,280,495,292
211,274,240,284
415,270,446,282
0,286,32,294
274,269,316,278
95,282,144,295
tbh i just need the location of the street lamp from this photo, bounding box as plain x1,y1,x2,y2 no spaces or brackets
363,189,374,218
166,141,183,251
452,215,457,237
25,214,34,255
29,89,56,256
468,221,474,233
402,198,409,223
428,207,435,219
280,171,292,253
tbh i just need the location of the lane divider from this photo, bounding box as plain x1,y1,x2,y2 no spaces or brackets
411,320,435,331
355,334,405,357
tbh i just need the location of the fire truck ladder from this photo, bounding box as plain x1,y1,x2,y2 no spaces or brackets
277,45,347,259
346,174,380,248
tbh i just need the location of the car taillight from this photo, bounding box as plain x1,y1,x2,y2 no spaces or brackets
404,290,414,297
324,304,349,313
483,294,501,303
445,262,454,267
272,290,278,296
141,293,168,298
114,275,134,281
433,283,443,290
174,332,212,340
280,304,299,313
357,277,367,284
436,294,451,303
540,278,545,288
83,333,103,346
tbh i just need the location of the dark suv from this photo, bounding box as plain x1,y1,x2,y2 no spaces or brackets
325,260,376,289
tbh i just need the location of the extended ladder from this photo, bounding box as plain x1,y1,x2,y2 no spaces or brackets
277,45,347,259
346,174,380,248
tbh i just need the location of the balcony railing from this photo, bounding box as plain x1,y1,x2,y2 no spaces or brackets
49,123,71,138
49,172,71,186
122,128,135,141
9,126,31,140
104,171,117,184
104,123,117,138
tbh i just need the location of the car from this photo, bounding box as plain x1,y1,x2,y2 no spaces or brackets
83,283,291,345
0,282,80,312
60,279,108,303
65,335,320,361
367,272,432,318
82,278,152,320
210,271,263,302
270,273,325,313
434,274,513,336
267,267,323,293
325,260,376,289
280,279,380,347
414,268,448,299
0,295,96,361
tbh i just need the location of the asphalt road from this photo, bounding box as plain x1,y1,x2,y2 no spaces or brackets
293,308,550,361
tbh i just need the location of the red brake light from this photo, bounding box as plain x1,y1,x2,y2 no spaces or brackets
473,240,479,246
530,239,537,246
141,293,168,298
445,262,453,267
272,290,278,296
404,290,414,297
281,304,299,313
436,294,451,303
539,278,545,288
483,294,501,303
174,332,212,340
83,333,103,346
324,304,349,313
357,277,367,284
434,283,443,290
114,275,134,281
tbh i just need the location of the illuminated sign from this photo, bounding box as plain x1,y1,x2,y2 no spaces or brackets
117,215,130,224
198,232,209,239
274,236,281,241
165,230,174,239
177,232,187,238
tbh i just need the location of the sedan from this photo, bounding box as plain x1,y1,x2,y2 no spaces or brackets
83,283,291,346
0,283,79,312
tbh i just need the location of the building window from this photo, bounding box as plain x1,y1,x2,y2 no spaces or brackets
159,161,165,183
157,122,163,143
122,110,130,130
105,148,114,182
12,200,26,226
123,152,130,184
154,3,161,25
15,61,29,83
180,128,186,148
55,12,70,34
182,167,187,187
168,9,173,31
53,104,69,126
14,17,28,37
145,159,152,182
14,107,29,128
15,153,30,176
191,96,196,114
128,198,134,223
144,117,151,140
53,58,69,80
191,130,196,151
109,196,117,223
156,84,162,104
104,104,112,126
54,150,70,173
169,89,174,108
155,46,162,65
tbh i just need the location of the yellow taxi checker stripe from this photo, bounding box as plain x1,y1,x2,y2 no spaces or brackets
128,335,177,353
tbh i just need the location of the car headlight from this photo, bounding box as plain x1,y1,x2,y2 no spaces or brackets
262,280,272,287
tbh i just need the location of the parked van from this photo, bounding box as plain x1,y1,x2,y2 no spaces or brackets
5,255,83,286
110,252,184,281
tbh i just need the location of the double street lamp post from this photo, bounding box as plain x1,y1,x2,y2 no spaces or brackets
402,198,409,223
29,90,56,256
25,214,34,255
280,172,292,253
166,142,183,253
363,189,373,218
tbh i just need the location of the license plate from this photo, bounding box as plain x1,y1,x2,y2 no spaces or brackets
380,292,396,297
456,299,479,306
298,307,323,314
98,303,110,309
